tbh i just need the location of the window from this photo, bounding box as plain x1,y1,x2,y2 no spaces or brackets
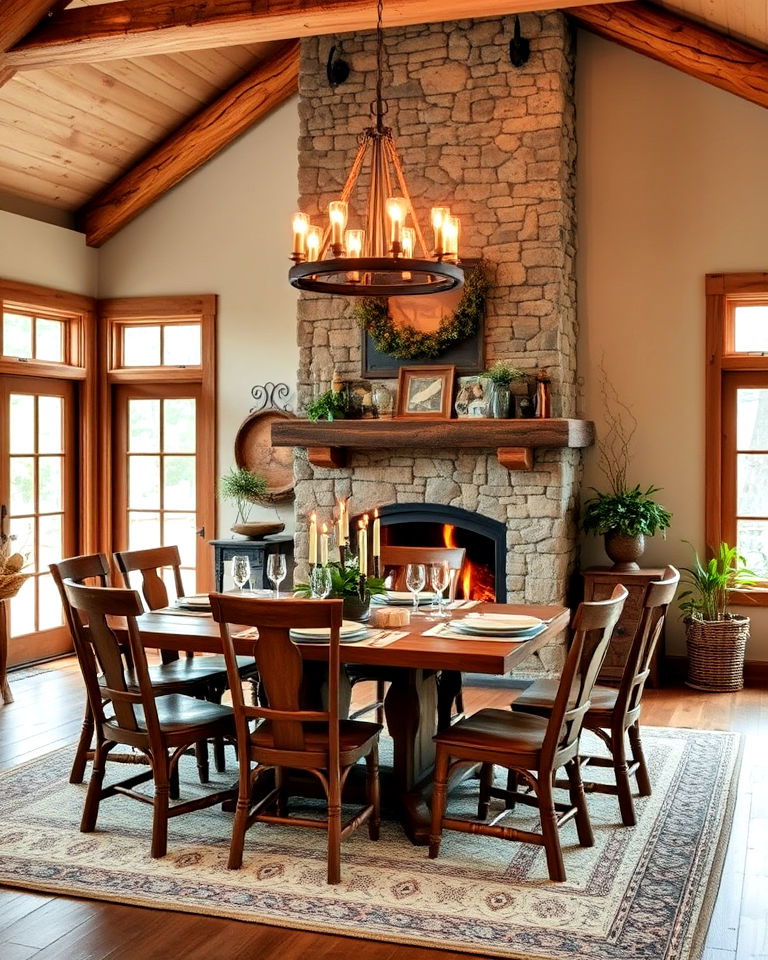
706,274,768,598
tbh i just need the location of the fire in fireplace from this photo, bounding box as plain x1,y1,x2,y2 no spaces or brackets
441,524,495,602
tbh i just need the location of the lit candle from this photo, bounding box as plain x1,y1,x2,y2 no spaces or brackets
443,215,460,261
358,520,368,576
431,206,449,256
342,498,350,542
363,513,369,527
328,200,348,253
401,226,415,281
386,197,408,252
345,228,364,283
373,508,381,558
308,511,317,566
306,225,322,261
291,212,309,261
337,498,346,548
320,522,329,566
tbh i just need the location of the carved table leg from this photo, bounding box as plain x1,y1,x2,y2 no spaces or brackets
0,599,13,705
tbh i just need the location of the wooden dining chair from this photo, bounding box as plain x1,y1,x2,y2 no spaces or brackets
512,566,680,826
51,553,233,785
349,545,467,726
63,580,236,858
429,585,627,882
209,594,381,884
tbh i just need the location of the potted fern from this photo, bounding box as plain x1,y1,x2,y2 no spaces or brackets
219,467,284,539
679,542,754,692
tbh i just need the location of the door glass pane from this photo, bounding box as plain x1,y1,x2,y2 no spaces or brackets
9,578,35,636
164,456,195,510
9,516,35,569
35,318,63,362
38,514,63,571
9,394,35,454
163,513,197,568
38,396,63,453
38,457,62,512
10,457,34,514
129,511,161,550
737,519,768,578
38,575,63,630
163,324,201,365
734,305,768,353
163,399,195,452
3,313,32,358
123,326,161,366
737,388,768,450
128,399,160,452
129,456,160,509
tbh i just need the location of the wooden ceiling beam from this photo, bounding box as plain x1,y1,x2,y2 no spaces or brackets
6,0,627,68
570,2,768,111
0,1,62,87
77,40,299,247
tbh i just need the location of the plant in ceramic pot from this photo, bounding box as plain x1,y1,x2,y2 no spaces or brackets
679,542,755,692
295,555,386,621
483,361,527,419
219,467,284,539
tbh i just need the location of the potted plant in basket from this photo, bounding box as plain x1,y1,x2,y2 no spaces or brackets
582,366,672,569
483,361,527,419
219,467,284,540
295,554,386,621
679,542,755,692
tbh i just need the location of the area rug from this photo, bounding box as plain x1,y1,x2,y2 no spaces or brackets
0,727,741,960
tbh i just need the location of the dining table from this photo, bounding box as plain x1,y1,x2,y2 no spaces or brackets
115,600,570,845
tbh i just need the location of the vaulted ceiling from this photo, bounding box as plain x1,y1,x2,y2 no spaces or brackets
0,0,767,245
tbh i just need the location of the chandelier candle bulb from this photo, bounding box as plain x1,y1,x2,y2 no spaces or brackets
306,225,322,262
431,206,449,256
401,227,415,281
308,511,317,566
443,215,460,261
320,523,329,567
345,228,364,282
291,212,309,261
328,200,348,254
387,197,408,253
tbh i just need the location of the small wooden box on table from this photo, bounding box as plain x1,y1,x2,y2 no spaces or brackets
583,567,665,687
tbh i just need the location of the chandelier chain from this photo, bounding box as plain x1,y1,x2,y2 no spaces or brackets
375,0,385,130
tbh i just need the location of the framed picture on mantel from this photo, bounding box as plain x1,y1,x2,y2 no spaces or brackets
395,365,455,420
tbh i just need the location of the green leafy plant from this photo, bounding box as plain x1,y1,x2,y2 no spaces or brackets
483,361,527,386
306,389,349,422
295,555,387,599
679,541,755,621
354,262,490,360
218,467,268,523
582,484,672,538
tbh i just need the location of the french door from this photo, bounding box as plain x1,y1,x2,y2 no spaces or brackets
112,383,212,593
0,375,77,663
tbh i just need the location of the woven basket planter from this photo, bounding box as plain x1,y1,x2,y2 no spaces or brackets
685,615,749,692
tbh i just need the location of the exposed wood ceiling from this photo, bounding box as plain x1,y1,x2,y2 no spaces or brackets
0,0,767,245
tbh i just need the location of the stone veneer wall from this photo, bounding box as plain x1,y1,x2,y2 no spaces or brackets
294,13,580,667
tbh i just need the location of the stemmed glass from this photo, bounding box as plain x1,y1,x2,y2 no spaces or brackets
429,561,450,620
310,565,333,599
231,555,251,595
405,562,426,615
267,553,287,599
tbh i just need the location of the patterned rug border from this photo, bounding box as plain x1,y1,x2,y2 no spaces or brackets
0,727,744,960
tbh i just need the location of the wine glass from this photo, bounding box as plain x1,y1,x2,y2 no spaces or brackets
231,555,251,595
310,565,333,599
405,563,426,615
267,553,287,599
429,561,451,619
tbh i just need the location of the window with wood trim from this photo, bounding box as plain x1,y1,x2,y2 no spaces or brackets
706,274,768,600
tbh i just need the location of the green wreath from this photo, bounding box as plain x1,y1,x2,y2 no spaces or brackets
354,262,490,361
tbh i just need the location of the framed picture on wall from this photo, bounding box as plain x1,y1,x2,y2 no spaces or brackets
395,365,455,420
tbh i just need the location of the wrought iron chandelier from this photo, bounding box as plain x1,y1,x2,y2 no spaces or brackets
288,0,465,297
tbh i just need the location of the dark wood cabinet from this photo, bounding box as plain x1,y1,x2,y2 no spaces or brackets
210,535,294,593
583,567,666,687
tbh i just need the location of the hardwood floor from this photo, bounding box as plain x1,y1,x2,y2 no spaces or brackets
1,657,766,960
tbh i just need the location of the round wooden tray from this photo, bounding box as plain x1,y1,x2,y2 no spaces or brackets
234,409,296,503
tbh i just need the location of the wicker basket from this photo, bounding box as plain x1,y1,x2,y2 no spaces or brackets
685,615,749,692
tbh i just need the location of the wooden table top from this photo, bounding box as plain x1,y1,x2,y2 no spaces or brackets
122,603,571,676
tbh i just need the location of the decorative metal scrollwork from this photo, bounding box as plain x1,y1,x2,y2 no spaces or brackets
250,382,292,413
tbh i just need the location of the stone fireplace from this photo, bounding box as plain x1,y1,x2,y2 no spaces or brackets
291,12,581,671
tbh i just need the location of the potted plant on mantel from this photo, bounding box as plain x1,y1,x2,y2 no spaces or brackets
219,467,284,540
679,542,754,692
483,361,528,419
582,367,672,570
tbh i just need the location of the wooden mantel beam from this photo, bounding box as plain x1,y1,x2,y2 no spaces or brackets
0,1,62,88
6,0,627,68
77,41,299,247
570,2,768,111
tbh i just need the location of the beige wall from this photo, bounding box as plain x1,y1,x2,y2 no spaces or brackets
575,32,768,659
0,209,97,295
97,100,300,535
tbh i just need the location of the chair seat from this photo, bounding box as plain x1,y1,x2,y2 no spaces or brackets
250,718,381,766
513,679,619,719
434,708,549,761
156,654,256,684
105,693,234,735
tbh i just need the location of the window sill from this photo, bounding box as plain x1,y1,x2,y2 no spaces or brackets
730,588,768,607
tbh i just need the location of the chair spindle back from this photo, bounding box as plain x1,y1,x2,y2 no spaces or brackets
113,546,186,611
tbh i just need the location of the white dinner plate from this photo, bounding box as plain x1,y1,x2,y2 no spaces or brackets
290,620,367,640
452,617,543,637
464,613,543,629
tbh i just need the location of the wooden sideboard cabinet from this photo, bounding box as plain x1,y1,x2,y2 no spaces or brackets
582,567,666,687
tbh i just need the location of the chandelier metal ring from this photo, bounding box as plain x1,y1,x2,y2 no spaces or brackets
289,258,464,297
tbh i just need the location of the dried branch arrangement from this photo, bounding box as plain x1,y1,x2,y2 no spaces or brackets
596,361,638,494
